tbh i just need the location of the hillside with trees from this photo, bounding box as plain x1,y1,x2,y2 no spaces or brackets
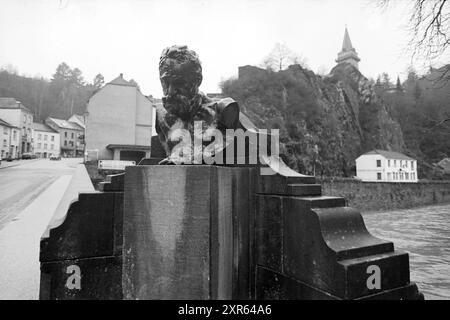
221,63,407,177
376,66,450,178
0,63,104,121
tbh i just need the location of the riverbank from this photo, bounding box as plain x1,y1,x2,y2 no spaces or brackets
318,177,450,212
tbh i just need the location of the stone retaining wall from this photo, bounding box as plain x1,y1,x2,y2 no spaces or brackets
319,177,450,212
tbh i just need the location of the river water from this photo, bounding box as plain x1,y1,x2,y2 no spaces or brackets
363,203,450,300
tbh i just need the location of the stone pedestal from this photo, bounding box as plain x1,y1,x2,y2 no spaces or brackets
122,165,253,299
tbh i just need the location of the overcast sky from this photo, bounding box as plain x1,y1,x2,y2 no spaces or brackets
0,0,446,97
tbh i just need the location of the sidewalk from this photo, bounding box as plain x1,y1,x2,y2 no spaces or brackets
0,175,72,300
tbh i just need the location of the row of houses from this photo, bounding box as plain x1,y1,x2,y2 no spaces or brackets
0,97,85,159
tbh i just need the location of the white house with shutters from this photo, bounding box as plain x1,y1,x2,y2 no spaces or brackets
356,150,418,183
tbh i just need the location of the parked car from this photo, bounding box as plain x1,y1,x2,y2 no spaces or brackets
22,153,33,159
50,154,61,161
6,156,14,162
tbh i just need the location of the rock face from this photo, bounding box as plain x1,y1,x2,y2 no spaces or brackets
222,63,405,176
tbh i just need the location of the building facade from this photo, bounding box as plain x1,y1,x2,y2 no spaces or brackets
85,73,154,163
32,122,60,158
0,98,34,157
45,117,84,157
356,150,418,183
0,118,20,159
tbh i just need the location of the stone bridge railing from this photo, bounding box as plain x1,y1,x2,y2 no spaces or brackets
39,159,423,300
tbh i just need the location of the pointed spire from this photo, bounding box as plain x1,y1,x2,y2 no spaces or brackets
342,27,354,51
336,26,360,69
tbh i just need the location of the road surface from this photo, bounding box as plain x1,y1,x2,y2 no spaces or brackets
0,158,82,299
0,158,80,230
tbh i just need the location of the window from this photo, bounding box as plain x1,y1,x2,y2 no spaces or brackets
3,139,6,147
64,141,67,146
400,160,403,167
3,128,8,134
388,160,391,167
51,136,54,142
69,141,73,147
394,160,397,166
71,132,74,139
65,132,67,138
411,161,414,170
405,173,409,180
412,173,415,180
376,160,381,167
377,173,382,180
44,135,48,141
44,144,47,150
38,134,42,140
13,130,17,140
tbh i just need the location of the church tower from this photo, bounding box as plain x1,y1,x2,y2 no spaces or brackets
336,27,360,69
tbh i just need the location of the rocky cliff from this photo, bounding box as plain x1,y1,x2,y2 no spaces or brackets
221,63,406,176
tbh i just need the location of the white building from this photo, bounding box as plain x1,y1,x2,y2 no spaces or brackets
356,150,418,183
0,98,34,157
85,74,154,163
0,118,20,159
32,122,61,158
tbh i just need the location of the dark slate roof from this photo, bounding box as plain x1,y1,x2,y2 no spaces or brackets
32,122,58,133
107,73,136,87
0,97,32,113
363,149,414,160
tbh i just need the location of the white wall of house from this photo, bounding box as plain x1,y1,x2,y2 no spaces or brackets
0,108,33,155
0,124,10,159
86,84,153,161
33,130,60,158
356,154,418,183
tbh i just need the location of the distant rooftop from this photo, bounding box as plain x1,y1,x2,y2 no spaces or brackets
107,73,136,87
70,114,84,124
0,97,32,113
69,114,86,129
32,122,58,133
0,118,17,128
362,149,414,160
47,117,83,131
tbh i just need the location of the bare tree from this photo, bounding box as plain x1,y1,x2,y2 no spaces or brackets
377,0,450,60
262,43,308,71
